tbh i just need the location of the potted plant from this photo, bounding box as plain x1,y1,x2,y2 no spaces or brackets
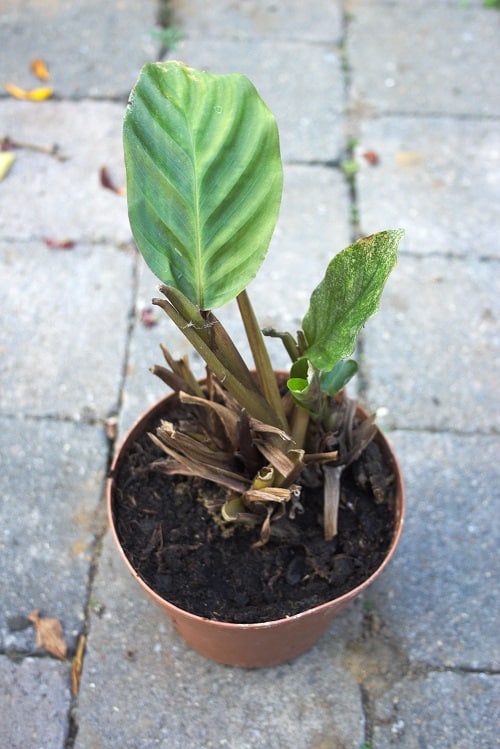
108,61,405,668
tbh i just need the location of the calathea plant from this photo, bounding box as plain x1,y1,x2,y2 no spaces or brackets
123,61,404,546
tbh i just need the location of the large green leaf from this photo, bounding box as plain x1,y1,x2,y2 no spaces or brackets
123,61,283,310
302,229,404,371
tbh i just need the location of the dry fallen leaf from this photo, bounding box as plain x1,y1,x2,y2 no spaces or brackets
28,610,67,660
70,540,87,558
99,165,126,195
140,307,158,327
44,238,76,250
363,150,380,166
105,416,118,441
395,151,424,166
72,634,86,695
25,86,53,101
30,57,51,81
0,152,15,181
4,82,53,101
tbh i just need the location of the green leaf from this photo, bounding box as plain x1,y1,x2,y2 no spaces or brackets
124,61,283,310
302,229,404,371
320,359,358,396
286,358,321,417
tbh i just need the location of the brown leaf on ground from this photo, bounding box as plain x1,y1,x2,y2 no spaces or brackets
105,416,118,441
363,150,380,166
44,238,76,250
140,307,158,327
99,165,126,195
28,610,67,660
30,58,51,81
4,82,53,101
72,634,86,695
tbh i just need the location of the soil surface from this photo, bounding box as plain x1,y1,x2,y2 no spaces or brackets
112,411,397,624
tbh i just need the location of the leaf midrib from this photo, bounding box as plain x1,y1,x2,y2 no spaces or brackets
188,121,204,309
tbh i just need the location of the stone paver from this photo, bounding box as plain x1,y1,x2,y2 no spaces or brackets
346,0,500,117
0,657,72,749
372,671,500,749
0,100,130,244
0,418,107,653
0,240,134,420
370,431,500,671
354,117,500,258
363,254,500,433
171,0,344,42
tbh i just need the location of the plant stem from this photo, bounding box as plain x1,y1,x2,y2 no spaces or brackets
323,464,343,541
0,135,68,161
261,327,301,362
237,290,289,432
153,288,280,426
156,284,260,395
290,402,310,451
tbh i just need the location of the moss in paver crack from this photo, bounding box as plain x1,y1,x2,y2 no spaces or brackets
153,0,184,54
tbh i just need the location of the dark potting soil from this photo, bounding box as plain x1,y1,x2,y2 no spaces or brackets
112,413,397,624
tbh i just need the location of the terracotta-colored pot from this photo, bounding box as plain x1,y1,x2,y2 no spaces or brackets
107,389,404,668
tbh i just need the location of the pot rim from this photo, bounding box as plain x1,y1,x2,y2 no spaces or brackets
107,390,405,631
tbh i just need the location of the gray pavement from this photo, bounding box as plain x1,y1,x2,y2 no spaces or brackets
1,0,499,747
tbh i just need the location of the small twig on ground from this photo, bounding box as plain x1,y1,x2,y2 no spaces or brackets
1,135,69,161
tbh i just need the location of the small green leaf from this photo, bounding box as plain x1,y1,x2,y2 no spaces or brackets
288,378,308,393
287,358,309,392
286,359,321,417
302,229,404,371
124,61,283,310
320,359,358,396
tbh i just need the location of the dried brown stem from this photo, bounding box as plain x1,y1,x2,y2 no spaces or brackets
1,135,68,161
